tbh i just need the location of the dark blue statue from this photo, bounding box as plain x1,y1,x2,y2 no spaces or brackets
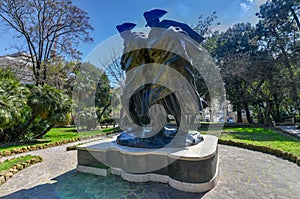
143,9,204,44
115,11,205,148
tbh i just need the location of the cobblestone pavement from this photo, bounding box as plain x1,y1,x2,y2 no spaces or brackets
0,138,299,199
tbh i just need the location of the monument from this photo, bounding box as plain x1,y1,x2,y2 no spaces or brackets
77,9,219,192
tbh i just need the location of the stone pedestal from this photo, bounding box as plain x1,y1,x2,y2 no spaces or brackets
77,135,218,192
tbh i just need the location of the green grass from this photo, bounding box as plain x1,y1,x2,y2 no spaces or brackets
0,155,38,171
217,127,300,158
0,127,118,153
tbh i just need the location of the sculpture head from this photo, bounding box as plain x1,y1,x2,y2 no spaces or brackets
116,22,136,39
143,9,167,27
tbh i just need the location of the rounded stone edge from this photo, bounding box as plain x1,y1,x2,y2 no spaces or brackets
78,135,218,161
108,154,219,193
0,155,43,185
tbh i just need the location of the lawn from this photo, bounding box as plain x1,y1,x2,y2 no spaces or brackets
2,126,299,162
0,127,118,154
217,127,300,158
0,155,41,171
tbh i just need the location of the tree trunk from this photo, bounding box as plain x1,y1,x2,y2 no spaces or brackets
3,114,38,142
273,93,281,122
264,101,272,125
291,8,300,31
244,101,253,123
16,114,37,136
209,106,213,122
224,101,228,123
34,124,55,139
236,103,243,123
42,62,47,86
35,60,41,86
98,103,111,123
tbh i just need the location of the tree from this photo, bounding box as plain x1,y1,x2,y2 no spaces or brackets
0,68,29,131
99,49,126,88
44,59,81,96
0,82,72,142
95,72,111,123
256,0,300,117
210,23,258,123
198,1,300,124
21,84,72,139
0,0,93,86
73,62,107,130
193,11,220,36
32,88,72,139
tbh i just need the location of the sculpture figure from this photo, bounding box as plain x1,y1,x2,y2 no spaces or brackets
115,11,206,148
143,9,204,44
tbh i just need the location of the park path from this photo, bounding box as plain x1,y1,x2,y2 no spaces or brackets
0,137,299,199
277,126,300,138
0,136,105,162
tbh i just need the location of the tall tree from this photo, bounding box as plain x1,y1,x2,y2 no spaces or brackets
0,68,29,132
73,62,107,130
95,72,111,123
0,0,93,85
212,23,258,123
256,0,300,116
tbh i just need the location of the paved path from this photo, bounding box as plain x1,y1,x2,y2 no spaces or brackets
277,126,300,138
0,138,299,199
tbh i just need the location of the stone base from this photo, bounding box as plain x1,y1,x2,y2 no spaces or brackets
77,135,219,193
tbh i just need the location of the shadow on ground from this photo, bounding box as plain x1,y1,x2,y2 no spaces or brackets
0,170,206,199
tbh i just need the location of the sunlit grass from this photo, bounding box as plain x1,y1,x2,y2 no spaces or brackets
0,155,40,171
218,127,300,158
0,127,118,153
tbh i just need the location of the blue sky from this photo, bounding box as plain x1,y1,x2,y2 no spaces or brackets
0,0,267,60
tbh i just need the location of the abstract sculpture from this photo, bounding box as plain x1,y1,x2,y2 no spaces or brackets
115,10,206,148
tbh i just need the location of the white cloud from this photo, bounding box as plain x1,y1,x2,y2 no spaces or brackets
240,0,256,11
209,24,231,33
240,3,250,11
256,0,268,6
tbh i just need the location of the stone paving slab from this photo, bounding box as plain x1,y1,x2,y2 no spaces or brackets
0,137,299,199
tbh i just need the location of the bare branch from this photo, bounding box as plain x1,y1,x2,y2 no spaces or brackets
0,0,93,85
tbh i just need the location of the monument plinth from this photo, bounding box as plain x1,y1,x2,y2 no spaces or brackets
77,134,218,193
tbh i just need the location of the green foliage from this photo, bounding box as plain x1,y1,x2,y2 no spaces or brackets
45,60,81,96
27,84,71,117
95,72,111,122
73,62,111,130
25,84,73,138
200,0,300,124
193,11,220,36
254,0,300,122
0,127,117,153
207,23,258,122
0,75,73,142
0,69,30,130
28,118,49,137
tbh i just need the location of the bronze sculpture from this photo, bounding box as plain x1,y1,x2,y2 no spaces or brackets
115,10,206,148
